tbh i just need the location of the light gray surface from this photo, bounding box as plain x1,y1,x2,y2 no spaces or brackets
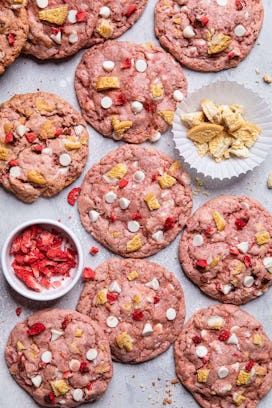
0,0,272,407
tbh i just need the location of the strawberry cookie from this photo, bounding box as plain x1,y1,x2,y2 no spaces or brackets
78,145,192,258
24,0,99,59
75,40,187,143
179,195,272,304
155,0,264,72
5,309,113,407
77,258,186,363
0,92,89,203
0,0,29,75
174,304,272,407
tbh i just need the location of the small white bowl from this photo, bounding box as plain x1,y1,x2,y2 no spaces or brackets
172,80,272,180
1,219,83,301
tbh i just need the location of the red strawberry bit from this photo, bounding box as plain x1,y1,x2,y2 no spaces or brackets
228,51,235,59
8,33,15,46
244,255,252,268
115,93,127,106
10,237,22,254
229,247,239,256
131,212,142,220
90,246,99,256
39,361,47,369
192,336,202,345
52,27,61,35
44,392,56,404
86,382,92,391
40,277,51,289
8,160,19,167
82,267,95,281
235,0,243,10
109,215,117,222
32,144,43,152
121,58,132,69
46,248,71,261
14,266,42,291
235,217,248,230
76,10,88,22
62,314,72,329
25,132,37,143
152,173,159,181
144,100,154,112
132,310,144,321
15,307,22,316
200,16,209,26
164,217,175,231
154,295,160,304
5,132,13,143
107,292,118,304
204,227,216,236
124,4,137,17
202,355,209,365
79,361,89,373
27,322,46,336
67,187,81,206
218,330,231,341
245,360,254,372
195,259,207,269
54,129,62,137
119,178,128,188
18,353,24,371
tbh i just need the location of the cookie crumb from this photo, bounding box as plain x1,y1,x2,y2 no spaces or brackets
263,74,272,84
267,172,272,189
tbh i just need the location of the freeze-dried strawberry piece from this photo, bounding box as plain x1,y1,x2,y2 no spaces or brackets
144,100,154,112
79,361,89,373
90,246,99,256
82,267,95,281
124,4,137,17
235,0,243,10
229,247,239,255
121,58,132,69
62,314,72,329
54,129,62,137
38,259,58,275
44,392,55,404
132,310,144,321
86,382,92,391
32,144,43,153
15,307,22,316
36,230,55,251
204,227,216,236
40,277,51,289
107,293,118,303
10,237,22,254
235,217,248,230
46,248,70,262
131,212,142,220
218,330,231,341
200,16,209,26
154,295,160,304
245,360,254,372
25,132,37,143
8,160,19,167
20,229,33,253
196,259,207,269
114,93,127,106
192,336,202,345
244,255,252,268
109,215,117,222
76,10,88,22
119,178,128,188
54,262,74,276
67,187,81,206
5,132,14,143
164,217,175,231
14,267,42,292
27,322,46,335
152,173,158,181
8,33,15,46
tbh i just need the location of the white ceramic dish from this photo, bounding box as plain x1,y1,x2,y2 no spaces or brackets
172,80,272,180
1,219,83,301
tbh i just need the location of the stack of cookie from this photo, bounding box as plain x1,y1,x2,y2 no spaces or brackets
1,0,272,408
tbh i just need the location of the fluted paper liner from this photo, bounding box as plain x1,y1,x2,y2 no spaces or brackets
172,80,272,180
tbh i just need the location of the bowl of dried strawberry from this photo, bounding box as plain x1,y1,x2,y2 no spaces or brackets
1,219,83,301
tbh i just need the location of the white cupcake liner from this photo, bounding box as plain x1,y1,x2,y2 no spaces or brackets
172,80,272,180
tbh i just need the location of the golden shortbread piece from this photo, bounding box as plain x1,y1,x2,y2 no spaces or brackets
116,332,133,351
158,173,176,189
126,234,142,252
97,77,120,91
208,32,232,54
50,380,69,397
96,20,114,39
255,231,270,245
112,116,132,136
181,111,205,128
144,192,160,210
187,123,224,143
107,163,127,179
159,110,174,125
27,171,47,185
212,211,226,231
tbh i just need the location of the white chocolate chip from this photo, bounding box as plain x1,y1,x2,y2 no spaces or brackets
263,257,272,273
219,384,232,394
50,31,62,44
150,132,161,142
222,284,232,295
142,323,154,336
128,220,140,233
106,316,119,328
105,191,117,203
166,308,176,321
195,345,208,358
42,147,52,155
99,6,111,18
231,362,240,372
86,348,98,361
145,278,160,291
89,210,100,222
173,90,184,102
131,101,143,114
108,281,121,293
200,329,208,339
69,32,78,44
67,10,77,23
217,366,229,378
135,59,147,73
69,359,81,372
119,197,131,210
16,125,27,136
152,230,164,242
192,234,203,247
102,60,115,72
36,0,48,8
41,351,52,364
101,96,112,109
207,316,225,329
243,275,254,288
59,153,71,167
74,125,84,136
133,170,145,182
244,11,249,20
51,329,64,341
31,374,42,388
72,389,84,402
9,166,21,178
216,0,227,5
183,25,195,39
234,24,246,37
230,326,239,332
237,241,249,253
227,333,239,345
